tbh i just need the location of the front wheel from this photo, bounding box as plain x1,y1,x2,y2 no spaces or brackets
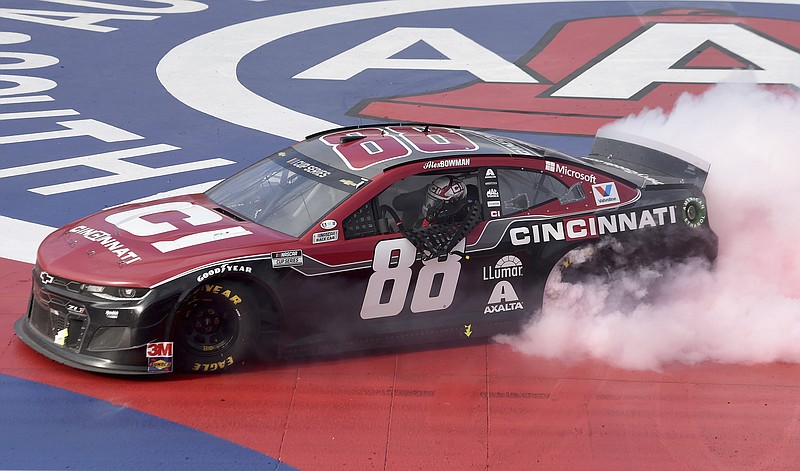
172,281,257,373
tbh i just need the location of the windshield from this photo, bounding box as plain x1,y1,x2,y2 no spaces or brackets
206,149,369,237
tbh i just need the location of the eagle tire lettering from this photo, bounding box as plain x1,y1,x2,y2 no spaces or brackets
173,281,256,373
192,356,235,373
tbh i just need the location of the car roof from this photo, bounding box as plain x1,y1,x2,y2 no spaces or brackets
295,123,581,179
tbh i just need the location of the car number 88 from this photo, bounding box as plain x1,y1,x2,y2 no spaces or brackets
360,238,465,319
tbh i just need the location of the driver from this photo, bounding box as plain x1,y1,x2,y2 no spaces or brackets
419,175,468,227
399,175,481,260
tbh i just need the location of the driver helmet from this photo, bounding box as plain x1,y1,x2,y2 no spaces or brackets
421,176,467,223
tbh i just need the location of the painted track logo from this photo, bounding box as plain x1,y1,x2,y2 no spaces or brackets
157,2,800,142
353,8,800,135
1,1,799,469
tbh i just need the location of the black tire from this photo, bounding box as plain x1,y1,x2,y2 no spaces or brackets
172,281,257,373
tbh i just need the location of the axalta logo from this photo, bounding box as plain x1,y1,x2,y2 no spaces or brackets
484,280,524,315
545,161,597,184
509,206,677,245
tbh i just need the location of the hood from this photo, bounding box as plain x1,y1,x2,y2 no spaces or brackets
36,194,295,287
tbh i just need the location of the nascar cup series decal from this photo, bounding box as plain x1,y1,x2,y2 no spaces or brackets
271,250,304,268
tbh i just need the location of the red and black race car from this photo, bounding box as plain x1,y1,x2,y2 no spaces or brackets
15,124,717,374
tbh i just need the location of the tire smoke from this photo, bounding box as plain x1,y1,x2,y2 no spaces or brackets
498,84,800,370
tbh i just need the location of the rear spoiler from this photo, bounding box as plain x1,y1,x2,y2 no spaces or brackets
587,128,710,190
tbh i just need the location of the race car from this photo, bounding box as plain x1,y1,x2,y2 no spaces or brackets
15,124,717,374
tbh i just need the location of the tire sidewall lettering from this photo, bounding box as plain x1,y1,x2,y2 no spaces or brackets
173,281,256,373
191,356,235,372
203,283,243,306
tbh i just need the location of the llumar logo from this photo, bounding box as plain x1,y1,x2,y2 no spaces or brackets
483,255,523,281
354,10,800,136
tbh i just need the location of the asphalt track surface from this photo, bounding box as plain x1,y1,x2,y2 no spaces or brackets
2,1,800,469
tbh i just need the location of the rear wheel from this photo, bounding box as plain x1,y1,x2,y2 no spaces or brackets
172,281,257,373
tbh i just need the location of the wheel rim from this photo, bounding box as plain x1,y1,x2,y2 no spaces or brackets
178,297,239,355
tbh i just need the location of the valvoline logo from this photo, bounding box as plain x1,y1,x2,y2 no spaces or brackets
353,8,800,136
592,182,621,206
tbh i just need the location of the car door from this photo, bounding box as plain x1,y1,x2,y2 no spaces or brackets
471,162,642,322
278,165,502,353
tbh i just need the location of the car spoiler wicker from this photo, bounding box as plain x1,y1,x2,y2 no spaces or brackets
587,128,710,190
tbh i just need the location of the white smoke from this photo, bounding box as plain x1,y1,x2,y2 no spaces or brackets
498,84,800,370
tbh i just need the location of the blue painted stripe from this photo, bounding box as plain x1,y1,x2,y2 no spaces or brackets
0,374,297,471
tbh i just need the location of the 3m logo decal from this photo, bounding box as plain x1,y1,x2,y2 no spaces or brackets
354,10,800,136
146,342,173,373
146,342,173,358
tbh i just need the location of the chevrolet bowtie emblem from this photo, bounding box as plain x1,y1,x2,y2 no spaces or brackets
40,271,54,285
